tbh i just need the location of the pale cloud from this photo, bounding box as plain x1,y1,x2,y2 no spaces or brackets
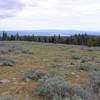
0,0,24,19
0,0,100,30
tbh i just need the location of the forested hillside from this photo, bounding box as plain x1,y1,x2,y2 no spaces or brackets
0,32,100,46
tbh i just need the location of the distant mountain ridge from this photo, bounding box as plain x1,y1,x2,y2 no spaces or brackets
0,30,100,36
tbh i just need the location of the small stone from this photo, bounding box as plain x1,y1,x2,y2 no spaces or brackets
71,72,75,75
76,75,80,78
0,80,10,83
12,78,16,80
1,92,9,95
13,82,19,85
21,82,25,85
26,78,31,82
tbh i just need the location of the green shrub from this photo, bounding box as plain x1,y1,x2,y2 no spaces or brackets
79,62,100,71
0,56,16,66
89,71,100,93
53,95,62,100
73,85,94,100
0,47,14,54
0,96,18,100
72,95,85,100
24,69,46,81
80,57,89,63
69,54,81,60
37,77,73,100
36,69,94,100
45,69,65,79
47,62,68,68
53,95,84,100
47,63,63,68
21,49,34,54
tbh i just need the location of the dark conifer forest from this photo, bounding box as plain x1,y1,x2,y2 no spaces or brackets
0,32,100,46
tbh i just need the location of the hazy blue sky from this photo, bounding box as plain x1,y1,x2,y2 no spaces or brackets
0,0,100,30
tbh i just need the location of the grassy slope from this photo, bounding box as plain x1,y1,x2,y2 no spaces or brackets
0,42,99,99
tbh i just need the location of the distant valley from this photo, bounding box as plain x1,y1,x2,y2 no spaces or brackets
0,30,100,36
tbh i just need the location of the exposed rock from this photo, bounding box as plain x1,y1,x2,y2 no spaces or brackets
1,92,9,96
25,78,32,82
71,72,76,75
76,75,80,78
0,79,10,83
21,82,25,85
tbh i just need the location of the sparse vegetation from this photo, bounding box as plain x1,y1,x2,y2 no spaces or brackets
0,96,18,100
24,69,46,81
79,62,100,71
0,41,99,100
80,57,90,63
47,63,68,68
21,49,34,54
73,85,94,100
39,69,65,81
0,56,16,66
37,77,72,100
69,54,81,60
89,71,100,93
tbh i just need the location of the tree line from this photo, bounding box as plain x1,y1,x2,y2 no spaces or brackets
0,32,100,47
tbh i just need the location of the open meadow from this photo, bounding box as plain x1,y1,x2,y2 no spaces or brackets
0,41,100,100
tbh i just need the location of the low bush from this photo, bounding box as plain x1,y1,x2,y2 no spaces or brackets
36,69,72,100
39,69,65,82
37,77,94,100
89,71,100,93
79,62,100,71
47,63,68,68
36,71,96,100
47,63,63,68
0,96,18,100
37,77,73,100
24,69,46,81
71,95,84,100
46,69,65,78
21,49,34,54
0,56,16,66
80,57,90,63
73,85,94,100
0,47,14,54
69,54,81,60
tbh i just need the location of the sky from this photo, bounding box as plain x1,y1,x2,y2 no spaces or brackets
0,0,100,30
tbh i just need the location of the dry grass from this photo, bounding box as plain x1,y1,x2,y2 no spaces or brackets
0,41,99,100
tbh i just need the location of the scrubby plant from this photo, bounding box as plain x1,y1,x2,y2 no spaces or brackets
79,62,100,71
21,49,34,54
80,57,89,63
47,63,63,68
73,85,94,100
38,69,65,83
89,71,100,93
71,95,85,100
79,62,92,71
0,56,16,66
0,96,18,100
0,47,14,54
52,95,62,100
36,69,96,100
53,94,84,100
47,63,68,68
24,69,46,81
3,60,16,66
45,69,64,79
37,77,73,100
63,97,71,100
69,54,81,60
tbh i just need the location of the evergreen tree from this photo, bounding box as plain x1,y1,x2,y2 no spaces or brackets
2,32,8,40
